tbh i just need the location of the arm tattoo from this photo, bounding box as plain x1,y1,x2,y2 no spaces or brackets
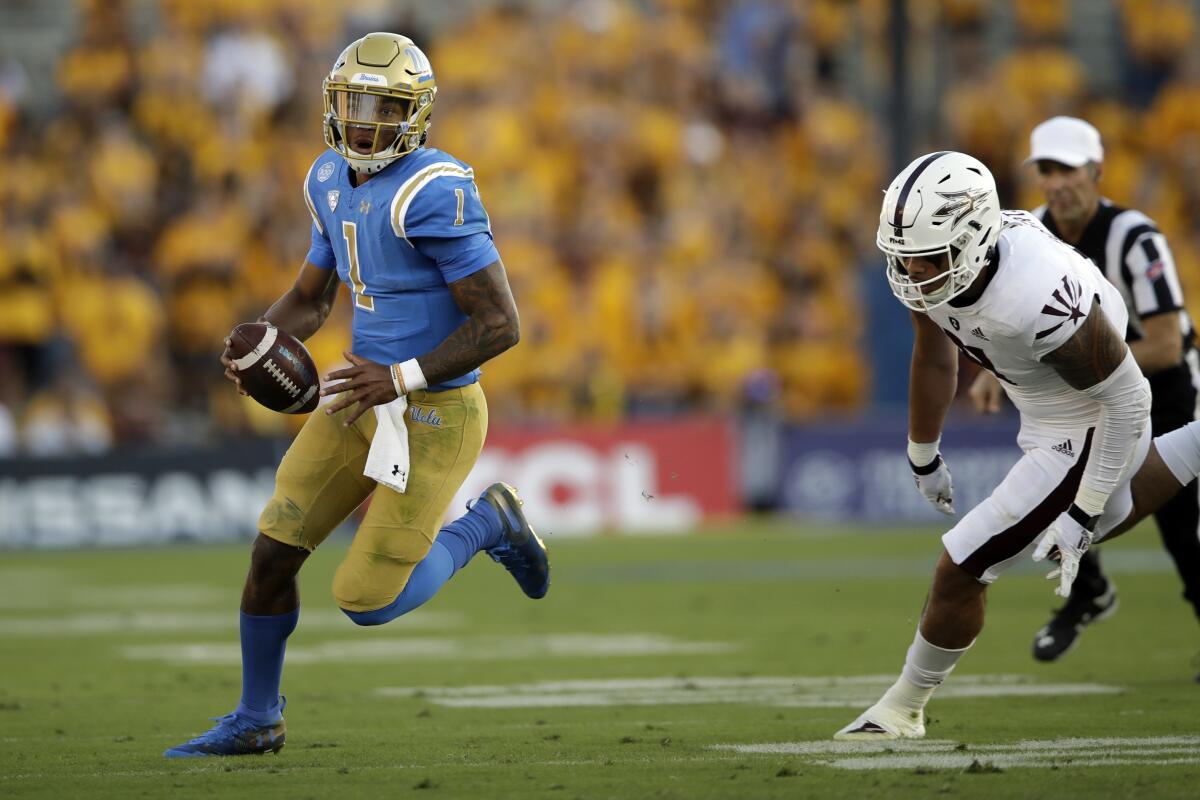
1042,302,1127,390
417,261,520,385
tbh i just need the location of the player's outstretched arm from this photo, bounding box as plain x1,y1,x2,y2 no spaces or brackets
416,259,521,386
1034,303,1152,596
1041,302,1151,515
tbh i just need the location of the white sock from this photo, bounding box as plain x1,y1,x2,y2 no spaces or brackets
881,631,973,714
1154,421,1200,486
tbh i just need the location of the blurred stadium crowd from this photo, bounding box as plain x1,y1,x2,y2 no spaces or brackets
1,0,1199,455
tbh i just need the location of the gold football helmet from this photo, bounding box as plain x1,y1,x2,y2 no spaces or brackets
323,32,436,174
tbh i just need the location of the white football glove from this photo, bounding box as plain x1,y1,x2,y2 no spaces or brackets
1032,506,1097,598
910,454,955,516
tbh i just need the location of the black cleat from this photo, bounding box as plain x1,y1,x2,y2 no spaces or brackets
1032,582,1118,662
481,482,550,599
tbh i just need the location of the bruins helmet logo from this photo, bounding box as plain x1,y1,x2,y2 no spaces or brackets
323,32,437,175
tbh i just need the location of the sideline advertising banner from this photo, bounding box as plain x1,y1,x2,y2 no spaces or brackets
778,419,1021,523
451,418,738,536
0,441,281,549
0,418,737,548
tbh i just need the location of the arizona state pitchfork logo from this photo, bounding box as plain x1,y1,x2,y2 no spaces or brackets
931,187,990,228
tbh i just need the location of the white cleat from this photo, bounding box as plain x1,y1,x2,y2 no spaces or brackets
834,703,926,741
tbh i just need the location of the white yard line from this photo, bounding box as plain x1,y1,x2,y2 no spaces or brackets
375,674,1121,709
712,735,1200,771
121,634,738,665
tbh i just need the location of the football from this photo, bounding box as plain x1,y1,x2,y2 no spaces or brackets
227,322,320,414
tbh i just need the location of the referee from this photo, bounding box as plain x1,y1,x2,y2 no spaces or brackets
969,116,1200,676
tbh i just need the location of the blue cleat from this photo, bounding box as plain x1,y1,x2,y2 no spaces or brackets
482,482,550,599
163,699,286,758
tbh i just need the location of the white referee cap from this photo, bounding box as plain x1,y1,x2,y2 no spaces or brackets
1025,116,1104,167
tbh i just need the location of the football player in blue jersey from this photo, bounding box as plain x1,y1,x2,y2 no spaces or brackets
165,32,549,758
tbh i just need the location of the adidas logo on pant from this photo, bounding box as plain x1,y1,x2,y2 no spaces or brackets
1051,440,1075,457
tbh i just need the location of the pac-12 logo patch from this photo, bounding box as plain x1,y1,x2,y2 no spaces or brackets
317,162,335,182
327,190,340,212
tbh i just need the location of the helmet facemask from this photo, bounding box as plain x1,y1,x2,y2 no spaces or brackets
881,226,989,311
324,82,433,174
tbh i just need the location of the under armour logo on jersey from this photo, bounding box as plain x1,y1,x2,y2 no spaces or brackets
1035,275,1086,340
359,200,370,214
932,187,990,228
969,326,989,341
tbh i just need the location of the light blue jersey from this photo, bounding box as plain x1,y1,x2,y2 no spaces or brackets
302,147,499,389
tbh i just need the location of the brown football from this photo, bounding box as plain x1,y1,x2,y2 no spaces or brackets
227,323,320,414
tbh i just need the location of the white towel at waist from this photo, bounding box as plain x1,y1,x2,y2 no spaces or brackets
364,396,409,493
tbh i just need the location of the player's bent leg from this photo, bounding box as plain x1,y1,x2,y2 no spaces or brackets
340,483,550,625
836,552,981,741
333,520,435,618
334,384,491,623
342,540,457,626
837,444,1084,741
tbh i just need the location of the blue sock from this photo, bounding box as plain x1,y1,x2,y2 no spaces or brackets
236,608,298,723
437,498,504,570
343,541,456,626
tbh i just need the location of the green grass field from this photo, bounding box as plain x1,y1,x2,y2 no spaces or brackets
2,519,1199,799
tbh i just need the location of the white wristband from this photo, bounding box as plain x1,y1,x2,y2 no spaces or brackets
391,358,428,396
907,437,941,468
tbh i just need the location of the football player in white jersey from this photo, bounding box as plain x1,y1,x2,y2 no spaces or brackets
836,151,1200,739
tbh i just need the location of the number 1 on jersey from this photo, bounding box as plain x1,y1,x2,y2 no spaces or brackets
341,221,374,311
453,188,465,226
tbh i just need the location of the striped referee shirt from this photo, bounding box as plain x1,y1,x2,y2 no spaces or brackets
1036,198,1199,421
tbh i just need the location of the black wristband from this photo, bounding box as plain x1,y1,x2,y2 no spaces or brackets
1066,503,1100,532
909,454,942,476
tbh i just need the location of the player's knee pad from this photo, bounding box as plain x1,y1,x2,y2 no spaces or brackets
332,524,432,614
257,495,310,551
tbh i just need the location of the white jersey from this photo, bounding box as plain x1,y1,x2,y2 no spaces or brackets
923,211,1129,442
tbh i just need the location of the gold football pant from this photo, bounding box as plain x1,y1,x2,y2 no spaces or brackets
257,383,488,612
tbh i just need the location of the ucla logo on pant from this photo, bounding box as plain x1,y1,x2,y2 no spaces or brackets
409,406,443,427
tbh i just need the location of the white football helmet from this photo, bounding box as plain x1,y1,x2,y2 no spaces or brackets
878,151,1001,311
